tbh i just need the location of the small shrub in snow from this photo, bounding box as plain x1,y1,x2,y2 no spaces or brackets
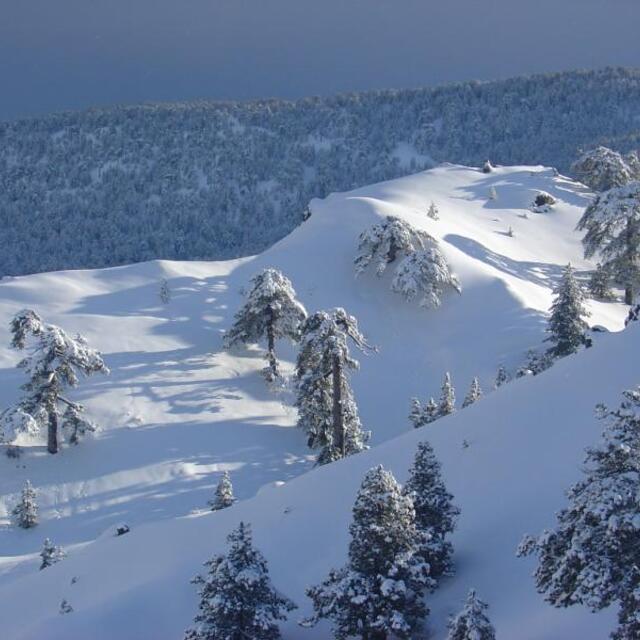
40,538,66,570
532,191,556,212
208,471,235,511
303,465,432,639
482,160,494,174
516,349,554,378
427,201,439,220
185,522,295,640
506,226,514,237
295,308,372,465
447,589,496,640
518,388,640,640
404,441,460,581
159,278,171,304
488,186,497,200
225,268,307,382
355,216,460,308
12,480,38,529
59,600,73,615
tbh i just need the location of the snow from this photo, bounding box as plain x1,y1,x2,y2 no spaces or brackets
0,164,631,638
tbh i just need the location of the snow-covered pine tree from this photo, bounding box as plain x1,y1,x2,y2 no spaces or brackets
577,182,640,304
303,465,432,639
571,146,637,192
589,263,615,300
546,264,590,358
355,216,460,308
462,377,482,408
506,225,514,237
40,538,66,570
518,387,640,640
427,201,440,220
295,308,372,465
208,471,235,511
1,310,109,453
185,522,295,640
404,441,460,580
438,372,456,417
494,365,508,389
159,278,171,304
488,186,497,200
355,216,431,277
12,480,38,529
391,248,461,309
225,268,307,382
61,403,97,445
482,160,493,174
409,397,440,429
447,589,496,640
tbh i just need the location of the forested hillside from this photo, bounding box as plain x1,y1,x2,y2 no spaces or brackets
1,67,640,276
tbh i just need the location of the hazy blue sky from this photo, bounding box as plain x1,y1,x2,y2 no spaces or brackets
2,0,640,121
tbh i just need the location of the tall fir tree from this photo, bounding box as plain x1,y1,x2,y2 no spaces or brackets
225,269,307,382
518,388,640,640
409,397,439,429
208,471,235,511
438,372,456,417
1,309,108,453
546,264,590,357
185,522,296,640
40,538,66,570
404,441,460,580
577,182,640,304
447,589,496,640
462,377,482,408
303,466,432,639
295,308,372,465
12,480,38,529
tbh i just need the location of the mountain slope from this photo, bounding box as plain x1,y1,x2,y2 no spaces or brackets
0,163,629,638
1,67,640,276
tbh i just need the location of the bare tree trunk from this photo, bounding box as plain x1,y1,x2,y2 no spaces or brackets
266,305,277,379
332,354,344,459
47,411,58,454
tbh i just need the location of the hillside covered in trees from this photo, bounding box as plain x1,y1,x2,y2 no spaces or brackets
1,67,640,276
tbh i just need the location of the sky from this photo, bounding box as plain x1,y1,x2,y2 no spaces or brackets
1,0,640,121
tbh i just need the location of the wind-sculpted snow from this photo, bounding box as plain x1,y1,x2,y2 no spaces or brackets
0,164,631,638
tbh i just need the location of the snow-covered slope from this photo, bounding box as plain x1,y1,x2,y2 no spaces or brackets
0,164,629,638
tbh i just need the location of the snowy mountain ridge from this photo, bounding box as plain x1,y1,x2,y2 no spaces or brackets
0,163,631,639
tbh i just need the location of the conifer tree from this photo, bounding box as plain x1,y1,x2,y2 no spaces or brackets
462,377,482,408
572,146,636,192
482,160,494,174
438,372,456,417
589,263,615,300
518,388,640,640
12,480,38,529
409,397,439,428
209,471,235,511
577,182,640,304
494,365,508,389
295,308,372,465
40,538,66,570
355,216,460,308
225,269,307,382
185,522,295,640
1,310,109,453
404,441,460,580
488,186,497,200
546,264,590,357
447,589,496,640
427,201,440,220
159,278,171,304
303,466,432,639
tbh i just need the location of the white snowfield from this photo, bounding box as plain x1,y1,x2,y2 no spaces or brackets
0,164,631,639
